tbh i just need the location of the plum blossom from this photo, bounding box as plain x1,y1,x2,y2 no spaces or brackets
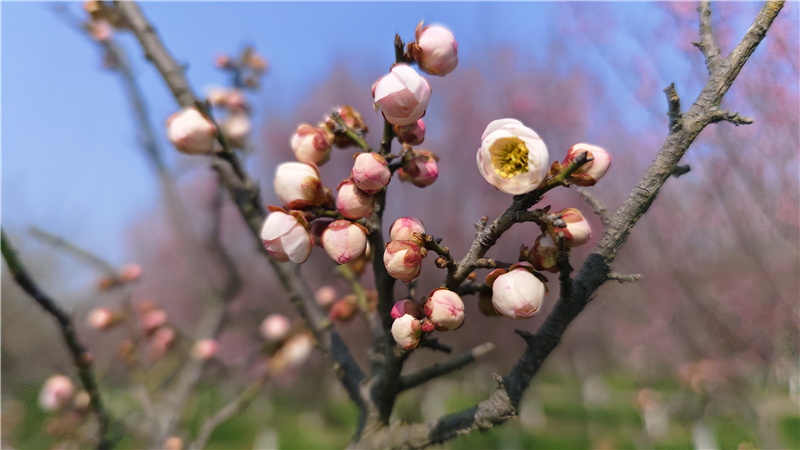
486,262,546,319
321,220,368,264
477,119,549,194
260,208,314,263
291,124,332,165
166,107,220,154
383,240,426,282
372,64,431,126
407,22,459,76
424,288,465,331
563,143,611,186
391,314,422,349
352,153,391,194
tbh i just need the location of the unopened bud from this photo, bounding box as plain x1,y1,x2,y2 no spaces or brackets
352,153,391,194
563,143,611,186
372,64,431,126
435,257,447,269
164,436,183,450
391,314,422,349
140,309,167,334
336,180,374,220
391,299,423,320
383,240,427,282
325,106,369,149
86,307,120,330
420,317,435,333
389,217,425,242
329,295,358,321
73,390,91,410
315,286,337,308
39,375,75,411
190,339,219,360
465,272,477,283
260,314,291,341
222,112,251,149
486,262,546,319
215,54,233,69
274,162,333,210
407,22,459,77
321,220,368,265
166,108,221,154
150,327,176,358
424,288,465,331
551,208,591,248
118,263,142,282
528,233,559,273
398,149,439,188
291,124,332,165
394,119,426,146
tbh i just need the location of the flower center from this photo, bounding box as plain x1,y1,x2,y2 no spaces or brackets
491,137,529,179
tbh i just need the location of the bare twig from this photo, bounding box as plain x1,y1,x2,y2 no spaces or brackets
671,165,692,178
664,83,683,132
1,230,112,450
706,110,755,126
28,226,119,278
474,258,513,270
576,189,611,228
692,1,722,74
607,272,642,283
398,343,495,392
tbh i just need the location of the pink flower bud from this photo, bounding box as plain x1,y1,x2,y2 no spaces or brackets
394,119,426,146
391,299,423,320
206,86,231,107
166,108,220,155
291,124,332,165
563,143,611,186
164,437,183,450
260,208,314,263
372,64,431,126
321,220,368,264
315,285,337,308
225,90,250,112
383,240,427,282
119,263,142,282
190,339,218,360
420,317,435,333
424,288,465,331
329,296,358,321
486,263,545,319
477,119,549,194
408,22,459,77
260,314,291,340
86,307,118,330
89,19,113,41
398,150,439,188
391,314,422,349
336,180,374,220
325,106,369,149
528,233,560,273
278,333,314,368
352,153,391,194
551,207,591,248
222,112,251,148
274,162,333,210
151,327,176,357
140,309,167,334
215,54,233,69
389,217,425,242
39,375,75,411
248,53,269,73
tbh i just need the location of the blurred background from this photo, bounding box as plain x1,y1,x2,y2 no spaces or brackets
2,2,798,449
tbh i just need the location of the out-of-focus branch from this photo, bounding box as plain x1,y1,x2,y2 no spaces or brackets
189,372,270,450
112,0,367,432
351,2,784,447
398,343,495,392
1,230,112,450
28,226,118,278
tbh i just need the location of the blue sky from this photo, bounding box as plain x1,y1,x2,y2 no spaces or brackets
1,2,783,289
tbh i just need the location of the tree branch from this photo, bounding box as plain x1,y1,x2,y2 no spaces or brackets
1,230,112,450
706,109,755,126
692,1,722,74
398,343,495,392
576,188,611,228
112,0,366,424
607,272,642,283
351,2,784,447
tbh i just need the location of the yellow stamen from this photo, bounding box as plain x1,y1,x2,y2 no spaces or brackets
491,137,529,179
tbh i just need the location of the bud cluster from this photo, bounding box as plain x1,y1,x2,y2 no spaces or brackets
384,217,427,282
390,288,465,349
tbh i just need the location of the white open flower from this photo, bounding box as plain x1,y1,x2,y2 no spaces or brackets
477,119,549,195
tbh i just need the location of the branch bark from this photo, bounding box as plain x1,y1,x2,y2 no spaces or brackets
351,2,784,448
1,230,113,450
398,343,495,392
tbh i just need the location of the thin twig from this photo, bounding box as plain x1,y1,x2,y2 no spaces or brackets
398,343,495,392
706,110,755,126
692,0,722,74
28,226,118,277
1,230,112,450
576,189,611,228
607,272,642,283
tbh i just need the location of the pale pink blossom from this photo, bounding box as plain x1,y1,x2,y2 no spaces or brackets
394,119,426,146
119,263,143,282
166,107,220,154
563,143,611,186
409,23,459,76
164,437,183,450
140,309,167,333
336,180,374,220
190,339,219,360
260,209,314,263
552,207,591,247
39,375,75,411
222,112,251,148
389,217,425,242
383,240,426,282
86,307,117,330
390,299,423,320
351,153,391,194
260,314,291,340
278,333,314,368
424,288,465,331
477,119,549,194
314,285,337,308
329,296,358,321
151,327,176,357
274,162,332,210
372,64,431,126
391,314,422,349
291,124,332,165
398,150,439,188
90,19,113,41
322,220,368,264
486,263,546,319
